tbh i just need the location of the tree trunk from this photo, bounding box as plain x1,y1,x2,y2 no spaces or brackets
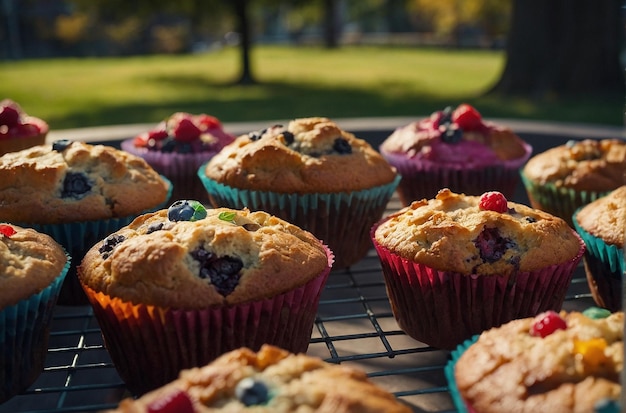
232,0,255,85
323,0,339,49
491,0,624,98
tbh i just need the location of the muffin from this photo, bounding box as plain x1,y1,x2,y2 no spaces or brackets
0,223,70,402
447,309,622,413
371,188,585,350
0,99,49,156
379,104,532,205
573,186,626,312
0,140,171,304
521,138,626,226
77,202,333,395
121,112,235,203
199,117,400,268
106,344,411,413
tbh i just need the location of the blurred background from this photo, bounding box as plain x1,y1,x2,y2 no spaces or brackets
1,0,624,129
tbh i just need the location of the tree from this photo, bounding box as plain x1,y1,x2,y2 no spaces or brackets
491,0,625,98
230,0,255,84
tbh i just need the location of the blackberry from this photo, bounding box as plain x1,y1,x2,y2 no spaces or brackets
61,172,92,199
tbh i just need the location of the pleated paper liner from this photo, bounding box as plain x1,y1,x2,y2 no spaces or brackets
0,255,70,402
444,336,479,413
80,245,333,396
380,141,531,206
198,163,400,269
370,222,585,350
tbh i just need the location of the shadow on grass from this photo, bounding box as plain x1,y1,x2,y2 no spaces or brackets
46,75,624,130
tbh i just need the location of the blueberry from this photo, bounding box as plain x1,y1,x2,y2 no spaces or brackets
473,227,517,263
167,200,207,222
235,378,269,406
441,126,463,144
333,137,352,154
160,138,177,153
98,234,126,259
61,172,92,198
177,142,192,154
191,246,243,296
282,131,294,146
439,106,453,125
248,128,267,141
146,222,164,234
52,139,73,152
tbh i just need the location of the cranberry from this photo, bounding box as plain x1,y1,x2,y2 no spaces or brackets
530,311,567,338
0,224,17,237
478,191,508,213
147,389,194,413
452,104,483,131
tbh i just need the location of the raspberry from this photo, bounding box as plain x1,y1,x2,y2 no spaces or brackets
0,105,20,127
197,114,221,130
0,224,16,237
452,104,483,131
478,191,508,213
148,129,169,141
147,389,194,413
173,118,202,142
530,311,567,338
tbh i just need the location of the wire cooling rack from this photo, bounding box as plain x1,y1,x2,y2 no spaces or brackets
0,195,596,413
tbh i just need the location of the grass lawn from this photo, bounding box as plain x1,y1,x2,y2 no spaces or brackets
1,45,622,129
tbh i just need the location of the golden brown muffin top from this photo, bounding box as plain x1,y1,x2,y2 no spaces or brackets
575,185,626,246
204,117,397,193
374,189,582,275
78,205,329,308
522,139,626,191
108,344,412,413
0,140,170,224
454,310,623,413
0,223,67,309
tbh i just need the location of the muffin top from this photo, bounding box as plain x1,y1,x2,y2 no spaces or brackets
374,189,582,275
0,140,170,223
522,139,626,191
454,309,623,413
575,185,626,246
0,223,67,309
128,112,235,154
380,104,530,164
78,202,330,308
109,344,412,413
203,117,397,193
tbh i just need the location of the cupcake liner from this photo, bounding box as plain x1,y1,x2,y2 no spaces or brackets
520,170,612,227
380,142,531,205
198,163,400,268
444,336,479,413
0,133,47,156
17,176,173,306
572,211,625,311
80,245,333,396
122,140,216,203
0,255,70,402
371,222,585,350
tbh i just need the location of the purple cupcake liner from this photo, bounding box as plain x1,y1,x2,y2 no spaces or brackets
573,209,625,311
0,255,70,402
370,221,585,350
380,142,531,205
81,244,333,395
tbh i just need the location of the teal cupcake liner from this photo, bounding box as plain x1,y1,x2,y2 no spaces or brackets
444,335,479,413
572,208,625,311
520,170,611,226
17,176,173,305
198,163,400,268
0,255,70,402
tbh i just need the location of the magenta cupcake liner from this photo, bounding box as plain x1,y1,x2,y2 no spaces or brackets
81,245,333,395
0,256,70,402
573,210,625,311
370,222,584,350
380,142,531,205
122,140,216,203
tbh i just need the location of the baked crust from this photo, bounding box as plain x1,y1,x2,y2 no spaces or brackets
375,189,582,275
78,207,329,308
0,141,170,223
575,185,626,247
0,224,67,309
108,344,412,413
204,117,397,193
522,139,626,192
454,311,623,413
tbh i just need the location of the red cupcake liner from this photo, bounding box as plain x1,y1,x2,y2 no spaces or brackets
80,245,333,395
371,224,585,350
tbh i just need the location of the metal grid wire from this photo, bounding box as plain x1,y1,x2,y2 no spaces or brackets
0,195,595,413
